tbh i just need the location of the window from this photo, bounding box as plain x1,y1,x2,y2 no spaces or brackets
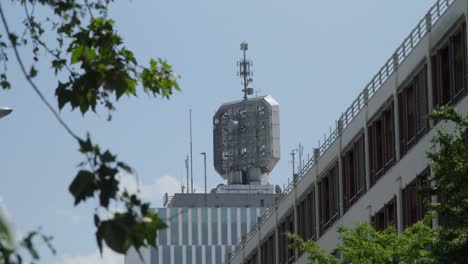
306,190,316,240
260,233,275,264
402,168,430,228
220,207,227,245
371,196,397,231
399,66,428,157
297,187,316,248
432,23,466,107
319,163,339,235
342,134,366,211
246,250,258,264
279,212,295,264
369,102,395,185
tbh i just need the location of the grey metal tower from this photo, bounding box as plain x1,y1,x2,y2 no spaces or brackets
213,43,280,194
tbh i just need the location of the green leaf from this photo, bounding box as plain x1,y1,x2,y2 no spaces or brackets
71,45,84,64
117,162,133,173
78,135,93,153
55,82,72,110
96,216,132,254
0,213,13,248
8,33,18,46
29,66,38,78
100,150,116,163
69,170,97,205
97,175,119,208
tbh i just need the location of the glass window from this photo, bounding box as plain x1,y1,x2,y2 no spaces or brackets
150,247,159,264
241,208,247,237
187,246,192,264
221,208,228,244
250,208,257,229
196,246,202,264
175,246,182,264
182,208,188,245
170,208,179,245
158,209,167,245
192,208,198,245
212,208,218,245
163,246,170,264
231,208,238,244
201,208,208,245
216,246,222,264
206,246,212,264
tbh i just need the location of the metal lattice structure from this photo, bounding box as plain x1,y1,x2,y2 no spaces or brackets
213,96,280,184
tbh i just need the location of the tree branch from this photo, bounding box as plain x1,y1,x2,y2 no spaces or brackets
0,1,80,141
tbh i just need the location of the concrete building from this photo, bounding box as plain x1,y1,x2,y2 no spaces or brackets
124,194,276,264
226,0,468,263
125,56,283,262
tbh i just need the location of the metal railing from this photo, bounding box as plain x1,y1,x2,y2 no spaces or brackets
225,0,455,262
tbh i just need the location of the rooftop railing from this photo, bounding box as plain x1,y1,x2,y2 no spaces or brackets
225,0,455,262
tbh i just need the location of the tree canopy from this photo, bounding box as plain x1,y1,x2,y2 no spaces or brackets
426,106,468,263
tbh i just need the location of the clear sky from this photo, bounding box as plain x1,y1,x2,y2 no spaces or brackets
0,1,435,263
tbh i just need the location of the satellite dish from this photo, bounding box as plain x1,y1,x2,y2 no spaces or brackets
0,107,12,118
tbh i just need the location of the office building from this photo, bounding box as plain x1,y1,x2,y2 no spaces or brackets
226,0,468,263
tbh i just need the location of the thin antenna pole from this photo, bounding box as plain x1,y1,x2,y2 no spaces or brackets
201,152,207,207
201,152,207,194
185,155,189,193
243,46,247,99
181,172,185,193
239,42,253,100
190,109,194,193
290,149,296,179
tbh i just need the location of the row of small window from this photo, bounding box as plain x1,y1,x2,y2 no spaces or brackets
327,20,467,233
372,168,430,231
244,213,296,264
246,168,432,264
151,245,234,264
156,207,263,246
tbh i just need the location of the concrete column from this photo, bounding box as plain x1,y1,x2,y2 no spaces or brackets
293,169,299,260
393,52,401,163
274,201,279,264
396,176,403,234
426,13,435,128
424,12,440,229
257,216,262,264
337,118,344,216
363,88,371,190
313,148,321,237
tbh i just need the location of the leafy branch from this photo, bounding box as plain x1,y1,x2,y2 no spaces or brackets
0,0,180,261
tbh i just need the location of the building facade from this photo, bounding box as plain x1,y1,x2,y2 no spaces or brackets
125,205,268,264
226,0,468,263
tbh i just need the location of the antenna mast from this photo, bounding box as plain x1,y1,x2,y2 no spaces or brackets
237,42,254,100
190,109,194,193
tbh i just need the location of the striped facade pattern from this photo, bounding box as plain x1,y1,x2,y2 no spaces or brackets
149,207,266,264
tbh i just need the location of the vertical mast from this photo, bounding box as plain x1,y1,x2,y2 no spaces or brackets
238,42,254,100
190,109,194,193
185,155,189,193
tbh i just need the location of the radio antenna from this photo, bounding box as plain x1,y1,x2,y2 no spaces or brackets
237,42,254,100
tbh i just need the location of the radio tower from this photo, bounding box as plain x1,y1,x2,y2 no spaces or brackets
237,42,254,100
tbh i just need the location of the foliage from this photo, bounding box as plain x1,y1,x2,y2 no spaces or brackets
288,216,438,264
426,106,468,263
1,213,55,264
0,0,180,262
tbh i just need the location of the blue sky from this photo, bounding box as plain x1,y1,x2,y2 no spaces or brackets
0,1,435,263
